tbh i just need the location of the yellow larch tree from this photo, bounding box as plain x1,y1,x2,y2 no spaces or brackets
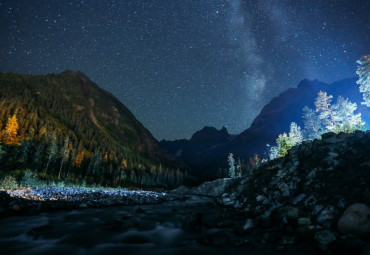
73,151,85,168
1,115,21,145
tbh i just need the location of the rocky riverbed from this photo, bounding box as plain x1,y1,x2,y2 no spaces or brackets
0,187,170,216
0,194,319,255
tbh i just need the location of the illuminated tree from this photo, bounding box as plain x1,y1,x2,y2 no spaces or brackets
302,106,322,139
268,122,303,159
315,91,336,130
228,153,236,178
356,55,370,106
1,115,21,145
289,122,303,144
331,96,365,133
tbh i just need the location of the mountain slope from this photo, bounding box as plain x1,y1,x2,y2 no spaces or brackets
0,70,191,187
161,78,370,180
161,126,232,180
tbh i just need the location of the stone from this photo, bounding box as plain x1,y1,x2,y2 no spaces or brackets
298,217,311,226
315,230,336,250
337,203,370,237
312,205,324,215
79,203,88,208
242,218,254,231
296,225,316,240
287,207,299,219
317,206,337,228
292,193,306,205
11,203,21,211
256,195,266,202
279,182,290,197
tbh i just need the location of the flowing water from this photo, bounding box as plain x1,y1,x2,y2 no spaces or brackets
0,196,317,255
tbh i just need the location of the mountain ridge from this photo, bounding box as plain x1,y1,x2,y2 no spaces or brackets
0,70,193,187
161,77,369,180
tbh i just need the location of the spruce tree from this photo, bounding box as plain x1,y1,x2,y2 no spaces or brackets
228,153,236,178
302,106,322,139
58,137,70,178
45,135,58,173
315,91,336,130
331,96,364,132
356,55,370,106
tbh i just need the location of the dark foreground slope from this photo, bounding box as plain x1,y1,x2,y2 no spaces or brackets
0,71,192,187
218,131,370,254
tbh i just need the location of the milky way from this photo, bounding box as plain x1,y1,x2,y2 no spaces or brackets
0,0,369,140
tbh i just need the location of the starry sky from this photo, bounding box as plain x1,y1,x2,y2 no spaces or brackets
0,1,369,140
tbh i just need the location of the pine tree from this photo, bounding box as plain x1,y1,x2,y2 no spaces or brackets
331,96,364,132
269,122,303,159
356,55,370,106
0,115,21,145
58,137,70,178
0,145,5,159
302,106,322,139
289,122,303,145
315,91,336,130
45,135,58,173
228,153,236,178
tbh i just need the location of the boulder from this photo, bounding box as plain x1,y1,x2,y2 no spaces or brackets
337,203,370,237
315,230,336,250
316,206,337,228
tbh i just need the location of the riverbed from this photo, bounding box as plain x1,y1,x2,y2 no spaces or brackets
0,195,318,255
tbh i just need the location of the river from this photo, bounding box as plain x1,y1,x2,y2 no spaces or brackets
0,195,318,255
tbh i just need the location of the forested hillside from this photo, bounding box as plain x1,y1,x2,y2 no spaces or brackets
0,71,192,187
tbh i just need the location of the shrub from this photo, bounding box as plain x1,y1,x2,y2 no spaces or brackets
0,176,18,189
20,169,40,188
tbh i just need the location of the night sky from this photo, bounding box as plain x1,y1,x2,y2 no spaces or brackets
0,1,369,140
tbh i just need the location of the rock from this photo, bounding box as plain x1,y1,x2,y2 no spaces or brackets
296,225,316,240
0,191,11,215
79,203,88,208
298,217,311,226
256,195,266,202
279,182,290,197
315,230,336,250
287,207,299,219
332,235,365,255
200,231,229,246
292,193,306,205
337,203,370,237
12,203,21,211
322,132,338,144
175,178,240,197
317,206,337,228
242,218,254,232
312,205,324,216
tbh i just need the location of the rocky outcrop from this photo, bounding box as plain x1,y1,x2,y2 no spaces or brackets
171,177,240,197
338,203,370,237
218,130,370,254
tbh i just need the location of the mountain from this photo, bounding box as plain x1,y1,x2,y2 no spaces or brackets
161,78,370,180
0,70,192,187
161,126,233,180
